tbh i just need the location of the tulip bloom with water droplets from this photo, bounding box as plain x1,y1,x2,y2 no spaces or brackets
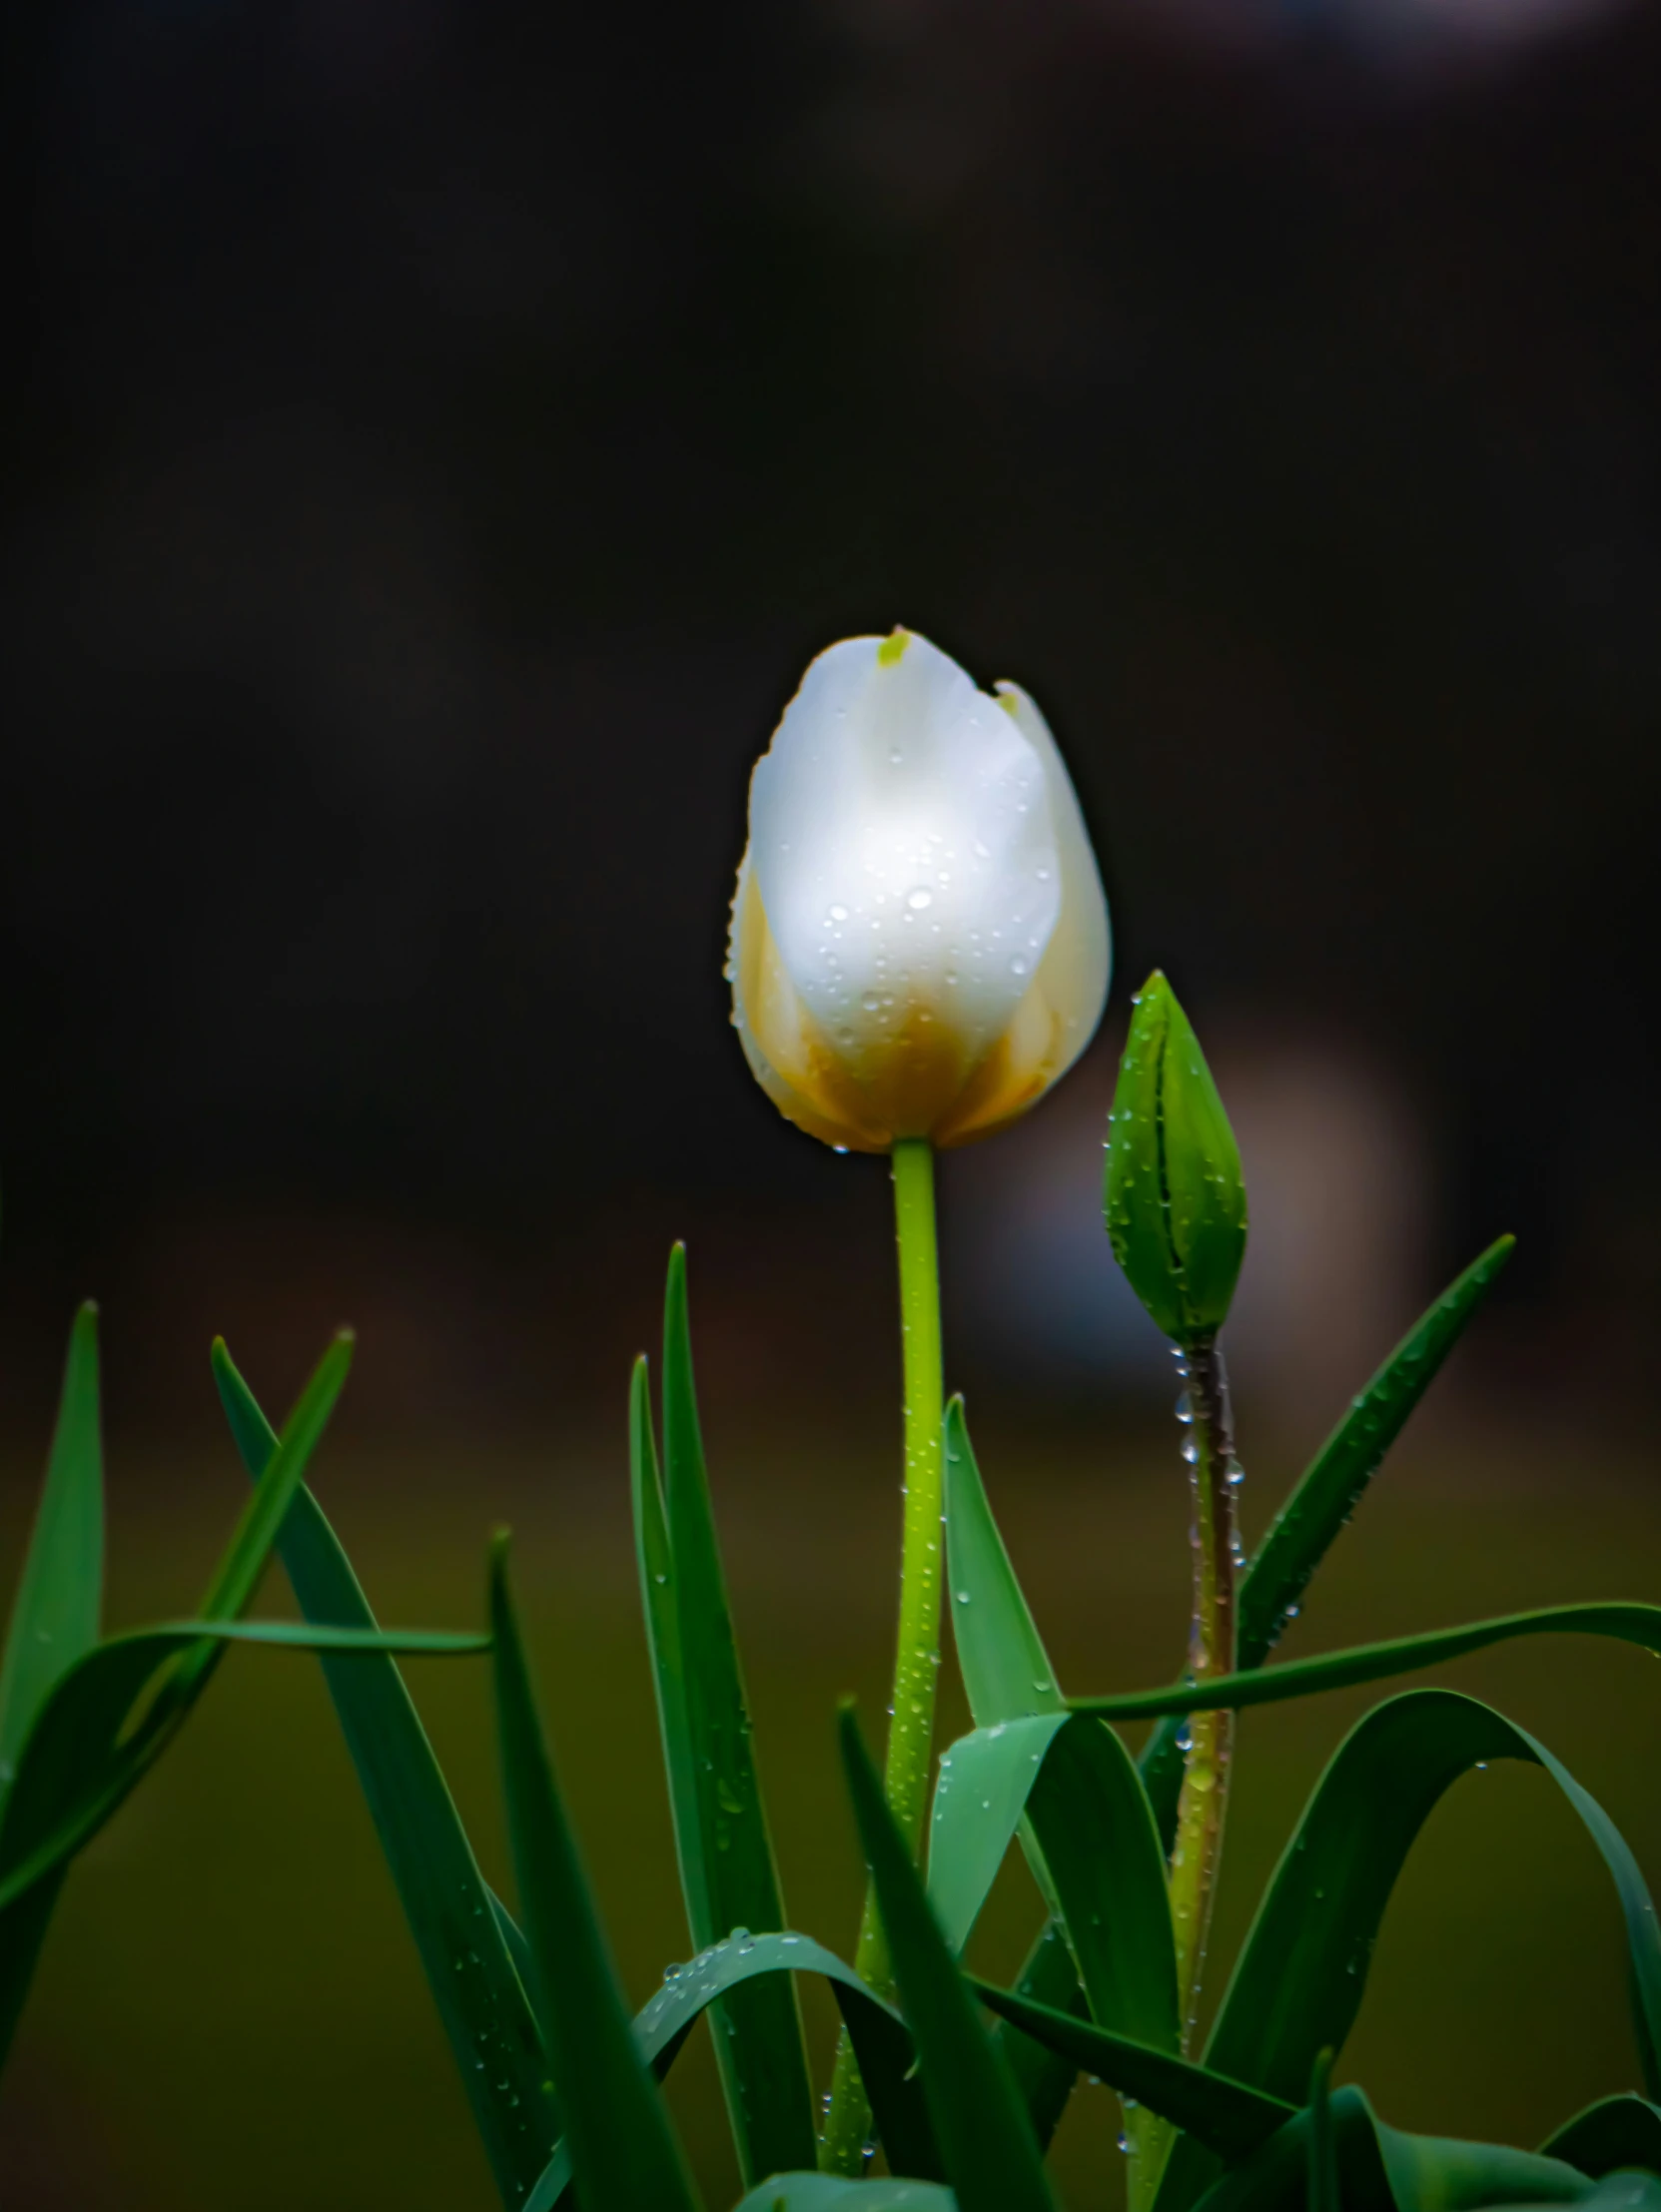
728,629,1112,1150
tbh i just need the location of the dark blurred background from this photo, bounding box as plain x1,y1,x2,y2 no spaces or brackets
2,0,1660,2205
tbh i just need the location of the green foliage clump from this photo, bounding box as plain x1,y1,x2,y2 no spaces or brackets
2,992,1658,2212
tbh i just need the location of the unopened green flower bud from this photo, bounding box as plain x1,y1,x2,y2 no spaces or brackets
1104,971,1246,1345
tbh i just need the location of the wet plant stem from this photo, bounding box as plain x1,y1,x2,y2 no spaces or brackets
820,1136,944,2175
1169,1337,1240,2040
1129,1341,1240,2212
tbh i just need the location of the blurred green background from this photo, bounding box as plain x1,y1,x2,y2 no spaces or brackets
1,1386,1656,2209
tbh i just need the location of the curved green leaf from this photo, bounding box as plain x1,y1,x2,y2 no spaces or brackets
931,1718,1173,2201
214,1340,547,2208
1368,2104,1594,2212
928,1714,1067,1953
1524,2178,1661,2212
1540,2099,1661,2181
1152,1692,1661,2212
0,1304,103,1802
732,2182,956,2211
0,1620,480,1915
489,1534,700,2212
1209,1690,1661,2100
636,1931,940,2182
928,1712,1178,2052
0,1333,355,1937
967,1974,1293,2157
1140,1236,1515,1846
841,1706,1055,2212
1073,1605,1661,1724
649,1248,816,2184
1190,2084,1596,2212
523,1930,943,2212
1135,1692,1661,2212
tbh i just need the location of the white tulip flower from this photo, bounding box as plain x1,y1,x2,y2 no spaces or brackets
728,627,1111,1151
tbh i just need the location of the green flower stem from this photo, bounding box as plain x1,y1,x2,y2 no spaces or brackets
821,1135,945,2175
1168,1338,1239,2041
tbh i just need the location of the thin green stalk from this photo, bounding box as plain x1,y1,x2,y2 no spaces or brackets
1169,1338,1239,2035
821,1135,945,2175
1133,1338,1240,2212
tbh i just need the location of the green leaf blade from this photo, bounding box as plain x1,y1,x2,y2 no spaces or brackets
928,1714,1068,1957
655,1247,816,2184
489,1534,700,2212
1187,2086,1598,2212
927,1711,1177,2059
1139,1235,1517,1848
731,2182,957,2211
213,1340,551,2205
1204,1690,1661,2107
0,1303,104,1793
522,1930,945,2212
1540,2097,1661,2180
840,1705,1055,2212
630,1355,707,1963
1239,1235,1515,1672
943,1402,1064,1730
1028,1716,1179,2056
1073,1603,1661,1722
966,1975,1293,2158
637,1931,941,2183
0,1332,354,2062
941,1403,1080,2145
994,1921,1094,2156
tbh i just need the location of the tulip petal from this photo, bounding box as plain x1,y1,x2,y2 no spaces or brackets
994,685,1111,1053
934,686,1111,1145
728,857,893,1152
730,631,1111,1151
746,633,1064,1139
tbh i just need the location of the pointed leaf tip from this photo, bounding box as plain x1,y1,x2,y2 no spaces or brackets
0,1302,105,1790
215,1354,550,2199
645,1250,814,2182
